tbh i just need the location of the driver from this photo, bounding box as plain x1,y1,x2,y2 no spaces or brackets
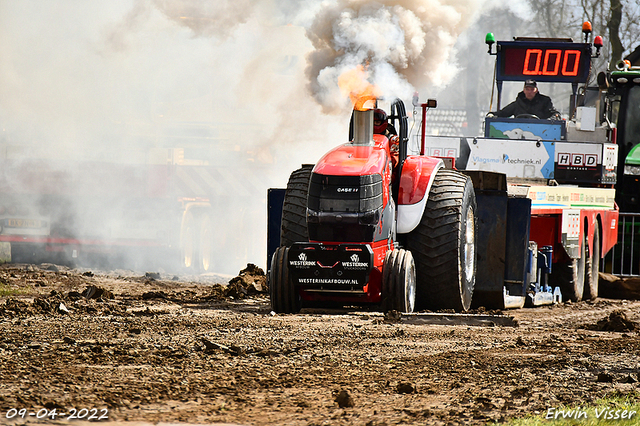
492,79,561,120
373,108,397,138
373,108,400,166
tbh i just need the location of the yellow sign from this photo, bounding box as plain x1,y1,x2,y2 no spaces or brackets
5,219,45,228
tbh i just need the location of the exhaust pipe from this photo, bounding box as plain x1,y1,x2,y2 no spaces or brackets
353,109,374,146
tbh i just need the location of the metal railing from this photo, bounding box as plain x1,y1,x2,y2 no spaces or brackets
602,212,640,276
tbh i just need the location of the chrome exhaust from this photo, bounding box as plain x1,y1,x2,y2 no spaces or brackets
353,109,374,146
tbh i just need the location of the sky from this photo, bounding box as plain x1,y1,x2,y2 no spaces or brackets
0,0,531,274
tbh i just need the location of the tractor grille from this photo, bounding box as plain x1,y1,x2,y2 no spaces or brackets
307,173,384,242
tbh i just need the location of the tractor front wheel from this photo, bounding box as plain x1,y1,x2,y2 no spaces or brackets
381,249,416,313
270,246,301,314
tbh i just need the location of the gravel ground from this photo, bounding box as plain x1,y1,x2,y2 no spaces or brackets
0,262,639,426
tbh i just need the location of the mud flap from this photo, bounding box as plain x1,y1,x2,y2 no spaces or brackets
504,197,532,297
471,189,508,307
267,188,286,271
463,171,531,309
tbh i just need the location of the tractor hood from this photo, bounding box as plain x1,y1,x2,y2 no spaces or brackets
313,135,389,177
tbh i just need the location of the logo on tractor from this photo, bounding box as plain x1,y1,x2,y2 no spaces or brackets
502,154,542,165
341,253,369,270
337,187,359,193
290,252,316,268
557,152,598,169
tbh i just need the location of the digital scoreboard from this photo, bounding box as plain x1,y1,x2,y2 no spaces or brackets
496,41,592,84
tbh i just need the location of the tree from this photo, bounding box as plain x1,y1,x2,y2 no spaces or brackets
578,0,640,69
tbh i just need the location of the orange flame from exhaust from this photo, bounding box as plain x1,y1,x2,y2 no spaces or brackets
338,65,380,111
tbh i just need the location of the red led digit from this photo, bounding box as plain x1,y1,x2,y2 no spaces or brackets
523,49,542,75
542,49,561,75
562,50,581,76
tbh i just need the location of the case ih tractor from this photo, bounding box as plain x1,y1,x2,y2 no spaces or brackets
267,23,621,314
268,98,477,313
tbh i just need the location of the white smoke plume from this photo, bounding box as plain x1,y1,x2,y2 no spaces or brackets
306,0,487,112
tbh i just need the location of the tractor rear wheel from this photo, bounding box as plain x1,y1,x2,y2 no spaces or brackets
550,234,586,302
381,249,416,313
280,165,313,246
270,246,301,313
406,169,477,312
585,225,600,300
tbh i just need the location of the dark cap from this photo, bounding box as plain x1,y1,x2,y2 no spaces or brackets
524,79,537,88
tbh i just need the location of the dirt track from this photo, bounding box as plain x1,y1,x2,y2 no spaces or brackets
0,263,639,426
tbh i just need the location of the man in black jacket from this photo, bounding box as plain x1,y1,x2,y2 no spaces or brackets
493,79,561,120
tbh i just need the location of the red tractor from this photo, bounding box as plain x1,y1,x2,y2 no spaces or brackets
268,99,477,313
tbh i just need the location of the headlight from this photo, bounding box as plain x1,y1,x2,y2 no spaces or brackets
624,164,640,175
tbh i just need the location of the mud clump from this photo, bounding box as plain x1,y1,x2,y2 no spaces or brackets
230,263,267,293
82,285,114,300
334,390,355,408
207,264,267,300
592,310,637,332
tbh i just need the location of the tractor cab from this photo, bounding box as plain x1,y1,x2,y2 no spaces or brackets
484,23,603,144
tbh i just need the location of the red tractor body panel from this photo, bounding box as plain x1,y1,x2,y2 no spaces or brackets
398,155,443,205
313,135,391,177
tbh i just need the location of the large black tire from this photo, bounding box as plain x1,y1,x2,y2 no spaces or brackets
270,246,301,313
550,234,586,302
280,165,313,247
381,249,416,313
406,169,477,312
584,225,600,300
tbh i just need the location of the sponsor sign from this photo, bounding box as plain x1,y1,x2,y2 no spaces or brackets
419,136,461,158
525,185,616,210
299,278,360,285
289,251,316,268
341,253,369,270
554,142,613,184
466,138,555,178
4,219,46,228
555,142,601,170
287,243,373,286
556,152,598,168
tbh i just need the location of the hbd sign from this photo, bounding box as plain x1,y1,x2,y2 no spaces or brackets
557,152,598,168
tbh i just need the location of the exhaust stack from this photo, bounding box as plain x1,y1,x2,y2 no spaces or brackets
353,109,374,146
